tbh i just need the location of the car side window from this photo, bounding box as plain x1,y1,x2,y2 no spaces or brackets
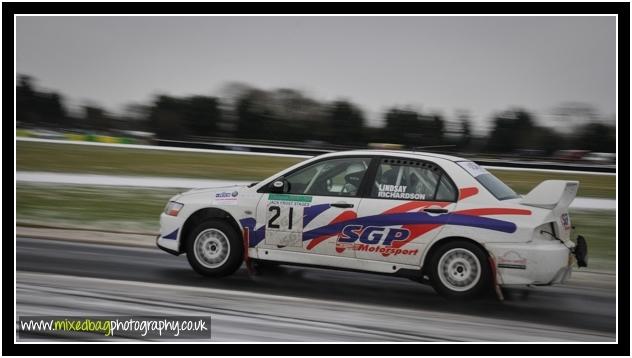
435,175,458,201
371,158,455,201
284,157,371,197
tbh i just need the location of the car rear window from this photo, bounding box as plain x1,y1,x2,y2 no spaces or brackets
371,158,457,202
457,161,520,200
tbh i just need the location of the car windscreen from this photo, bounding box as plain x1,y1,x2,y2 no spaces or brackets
456,161,520,200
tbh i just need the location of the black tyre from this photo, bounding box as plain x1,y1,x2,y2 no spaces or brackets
185,219,243,277
428,240,492,299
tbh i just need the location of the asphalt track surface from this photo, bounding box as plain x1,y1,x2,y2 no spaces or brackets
16,237,616,342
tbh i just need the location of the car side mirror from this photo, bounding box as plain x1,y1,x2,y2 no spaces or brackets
268,178,290,193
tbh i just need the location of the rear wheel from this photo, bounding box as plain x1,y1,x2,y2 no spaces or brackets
186,219,243,277
428,240,492,299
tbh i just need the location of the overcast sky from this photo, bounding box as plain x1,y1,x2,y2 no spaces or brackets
16,16,616,131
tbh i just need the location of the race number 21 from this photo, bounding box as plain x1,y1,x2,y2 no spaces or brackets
266,205,302,233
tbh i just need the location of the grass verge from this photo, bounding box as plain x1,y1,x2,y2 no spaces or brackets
568,210,616,272
491,170,615,199
17,141,615,198
16,183,181,233
17,141,301,181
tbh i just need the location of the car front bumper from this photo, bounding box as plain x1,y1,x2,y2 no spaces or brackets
156,212,183,255
156,234,180,255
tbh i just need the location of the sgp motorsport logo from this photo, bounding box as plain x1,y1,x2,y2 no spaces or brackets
335,225,418,256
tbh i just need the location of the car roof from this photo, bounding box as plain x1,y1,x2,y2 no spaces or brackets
318,149,467,162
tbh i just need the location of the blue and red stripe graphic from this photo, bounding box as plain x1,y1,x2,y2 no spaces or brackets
239,187,531,249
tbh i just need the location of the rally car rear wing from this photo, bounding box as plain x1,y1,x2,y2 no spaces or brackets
520,180,579,211
520,180,587,267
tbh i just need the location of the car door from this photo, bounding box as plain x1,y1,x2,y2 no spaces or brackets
352,157,459,265
255,156,372,258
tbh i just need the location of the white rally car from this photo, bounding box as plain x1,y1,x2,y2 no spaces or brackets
157,150,587,299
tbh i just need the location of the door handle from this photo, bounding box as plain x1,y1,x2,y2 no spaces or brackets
330,203,354,208
423,208,448,214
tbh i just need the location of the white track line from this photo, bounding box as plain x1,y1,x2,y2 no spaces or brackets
483,165,615,176
16,171,615,210
16,171,250,189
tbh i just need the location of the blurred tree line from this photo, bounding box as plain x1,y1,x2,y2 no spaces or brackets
16,75,616,154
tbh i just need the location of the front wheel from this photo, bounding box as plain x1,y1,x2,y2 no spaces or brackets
185,219,243,277
428,241,492,299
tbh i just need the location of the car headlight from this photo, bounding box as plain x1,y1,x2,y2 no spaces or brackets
164,201,184,216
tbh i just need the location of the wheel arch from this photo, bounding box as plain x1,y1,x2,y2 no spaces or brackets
420,236,490,274
178,207,243,254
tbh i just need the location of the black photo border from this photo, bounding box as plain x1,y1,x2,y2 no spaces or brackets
3,1,629,356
